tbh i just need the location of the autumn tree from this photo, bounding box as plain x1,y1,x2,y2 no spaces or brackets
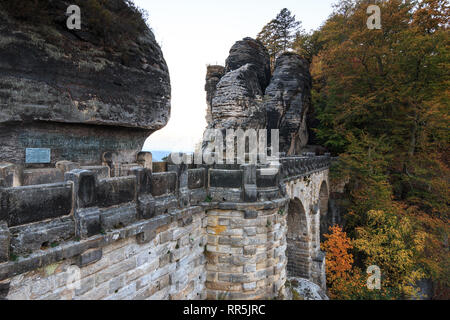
313,0,449,299
322,225,354,284
257,8,301,65
322,225,398,299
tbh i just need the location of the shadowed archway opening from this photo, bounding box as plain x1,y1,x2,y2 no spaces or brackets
286,197,311,278
319,181,330,242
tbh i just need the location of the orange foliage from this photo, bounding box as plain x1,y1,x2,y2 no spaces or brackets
322,225,354,283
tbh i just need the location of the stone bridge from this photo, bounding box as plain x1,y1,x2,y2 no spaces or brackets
0,152,331,300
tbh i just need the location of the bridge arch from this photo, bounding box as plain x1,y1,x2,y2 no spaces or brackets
318,180,330,242
286,197,311,278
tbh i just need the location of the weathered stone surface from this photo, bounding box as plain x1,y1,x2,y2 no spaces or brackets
100,204,137,231
0,222,10,263
151,172,177,197
209,64,266,131
264,52,312,155
56,161,81,174
286,277,329,300
9,217,75,255
209,169,242,189
225,38,271,92
204,40,312,157
188,168,206,190
96,176,136,208
204,38,270,135
0,142,330,301
136,229,156,244
0,3,170,165
0,163,19,187
77,249,103,267
81,166,110,179
205,65,225,124
0,281,9,300
22,168,64,186
0,182,73,227
75,208,102,239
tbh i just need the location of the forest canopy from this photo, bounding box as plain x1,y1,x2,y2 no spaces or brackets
258,0,449,299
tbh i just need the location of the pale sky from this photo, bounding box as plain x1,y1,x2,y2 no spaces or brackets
135,0,337,152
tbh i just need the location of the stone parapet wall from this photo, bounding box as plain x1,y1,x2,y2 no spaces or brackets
0,153,330,300
204,199,289,300
2,207,206,300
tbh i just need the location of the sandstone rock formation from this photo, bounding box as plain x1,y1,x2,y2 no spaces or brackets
210,64,267,131
225,37,271,92
286,277,329,300
205,38,270,133
0,1,171,165
204,39,312,155
204,65,225,125
264,52,312,155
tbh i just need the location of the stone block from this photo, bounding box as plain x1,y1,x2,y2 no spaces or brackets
256,168,279,188
96,176,136,208
0,163,19,187
65,169,97,209
170,246,190,262
159,253,170,268
209,169,242,188
243,281,257,291
22,168,64,186
241,164,256,185
77,248,103,267
137,152,153,170
152,162,167,173
243,246,257,256
119,163,141,177
80,166,110,179
177,211,193,227
244,227,257,236
9,217,75,255
153,195,178,216
243,184,257,202
74,275,95,297
137,194,155,220
132,167,152,195
75,207,101,239
0,182,73,227
159,230,171,244
151,172,177,197
136,229,156,244
100,204,137,231
56,161,80,173
0,222,10,263
244,210,258,219
188,168,206,189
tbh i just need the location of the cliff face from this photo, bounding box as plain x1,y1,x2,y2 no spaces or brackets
204,65,225,125
205,38,269,132
264,52,312,155
0,1,171,165
225,37,271,93
204,38,312,155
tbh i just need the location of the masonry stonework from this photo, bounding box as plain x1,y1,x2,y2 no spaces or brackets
0,154,330,300
3,208,207,300
285,169,329,290
205,199,289,300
